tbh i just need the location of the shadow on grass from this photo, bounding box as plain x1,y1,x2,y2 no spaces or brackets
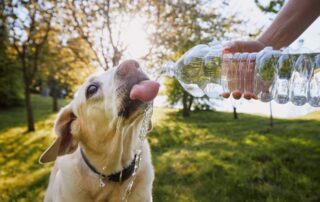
1,169,50,202
149,109,320,202
0,120,53,201
0,95,65,202
0,126,52,202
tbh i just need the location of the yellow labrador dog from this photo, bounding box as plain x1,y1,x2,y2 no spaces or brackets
39,60,160,202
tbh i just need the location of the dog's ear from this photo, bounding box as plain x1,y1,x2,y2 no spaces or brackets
39,104,79,164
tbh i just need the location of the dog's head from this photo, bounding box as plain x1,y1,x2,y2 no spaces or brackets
39,60,159,163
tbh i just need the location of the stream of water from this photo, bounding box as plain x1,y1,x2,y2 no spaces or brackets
121,103,153,202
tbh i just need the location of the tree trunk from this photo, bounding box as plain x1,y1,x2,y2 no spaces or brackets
52,95,58,112
21,56,35,132
24,85,35,131
269,102,273,127
187,95,194,112
182,91,190,117
233,106,238,119
49,78,59,112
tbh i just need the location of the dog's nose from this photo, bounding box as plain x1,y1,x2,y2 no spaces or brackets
116,59,140,77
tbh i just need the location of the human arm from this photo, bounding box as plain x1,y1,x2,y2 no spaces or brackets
222,0,320,99
225,0,320,53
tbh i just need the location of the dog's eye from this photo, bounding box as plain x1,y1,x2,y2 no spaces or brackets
86,84,99,98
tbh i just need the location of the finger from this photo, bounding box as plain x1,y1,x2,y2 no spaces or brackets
224,41,265,53
250,93,258,100
243,92,252,100
223,42,238,53
222,92,230,98
236,41,265,53
232,90,242,100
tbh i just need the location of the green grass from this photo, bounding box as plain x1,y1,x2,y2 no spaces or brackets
151,109,320,202
1,95,320,202
0,95,66,201
301,110,320,120
0,95,57,132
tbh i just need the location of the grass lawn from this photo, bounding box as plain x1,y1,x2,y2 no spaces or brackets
1,95,320,202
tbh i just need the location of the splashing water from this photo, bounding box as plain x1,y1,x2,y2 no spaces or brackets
121,149,142,202
121,102,153,202
139,103,153,141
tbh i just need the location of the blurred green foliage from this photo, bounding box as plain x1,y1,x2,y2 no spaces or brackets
278,55,293,78
260,55,277,81
0,26,23,108
147,0,239,116
255,0,285,13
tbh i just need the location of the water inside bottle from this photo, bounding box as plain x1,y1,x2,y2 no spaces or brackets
162,44,320,107
229,53,240,97
177,45,213,97
203,49,223,98
273,52,293,104
244,53,257,99
238,53,249,94
162,59,205,97
290,54,314,106
308,53,320,107
221,51,232,97
255,48,280,102
176,57,205,97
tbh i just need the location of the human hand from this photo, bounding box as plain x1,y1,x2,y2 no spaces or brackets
221,40,266,100
223,40,266,54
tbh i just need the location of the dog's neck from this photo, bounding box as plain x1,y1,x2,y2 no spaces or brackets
80,147,137,183
79,117,143,176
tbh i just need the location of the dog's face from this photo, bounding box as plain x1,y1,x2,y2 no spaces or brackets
74,59,150,125
39,60,159,163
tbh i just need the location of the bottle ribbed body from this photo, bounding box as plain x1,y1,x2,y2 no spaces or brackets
164,44,320,107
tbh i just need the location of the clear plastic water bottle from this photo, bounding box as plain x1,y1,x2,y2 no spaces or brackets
164,44,222,98
272,49,294,104
258,48,284,102
162,43,320,107
308,53,320,107
202,44,224,98
244,53,257,100
290,49,314,106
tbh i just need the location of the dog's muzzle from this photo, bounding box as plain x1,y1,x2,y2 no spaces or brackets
115,60,159,118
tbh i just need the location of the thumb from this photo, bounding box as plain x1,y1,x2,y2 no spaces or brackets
223,41,239,53
223,40,265,53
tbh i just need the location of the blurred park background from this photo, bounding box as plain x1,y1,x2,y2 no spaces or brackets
0,0,319,201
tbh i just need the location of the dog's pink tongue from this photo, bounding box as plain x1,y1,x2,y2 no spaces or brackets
130,80,160,102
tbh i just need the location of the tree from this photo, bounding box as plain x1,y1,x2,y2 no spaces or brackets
233,106,238,119
269,102,273,126
255,0,285,13
164,78,194,117
6,1,55,131
146,0,240,117
39,32,95,112
60,0,143,70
